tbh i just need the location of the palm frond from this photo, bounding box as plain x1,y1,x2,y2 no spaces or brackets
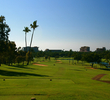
23,27,31,32
30,20,39,29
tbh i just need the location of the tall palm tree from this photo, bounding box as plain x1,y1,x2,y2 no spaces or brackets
23,27,31,52
27,21,38,65
30,20,39,47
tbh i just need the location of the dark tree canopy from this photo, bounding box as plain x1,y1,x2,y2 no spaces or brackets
0,15,18,66
83,53,102,67
0,15,10,42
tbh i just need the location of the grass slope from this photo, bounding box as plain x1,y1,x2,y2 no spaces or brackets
0,59,110,100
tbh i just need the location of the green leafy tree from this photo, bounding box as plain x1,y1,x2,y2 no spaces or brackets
15,56,23,65
36,51,41,62
104,53,110,63
22,56,26,65
0,15,10,42
0,15,11,66
7,41,17,65
74,53,82,63
17,49,26,65
54,52,59,60
45,55,48,60
26,51,33,63
83,53,102,67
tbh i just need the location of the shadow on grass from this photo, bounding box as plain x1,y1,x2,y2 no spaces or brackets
69,69,82,71
0,93,47,96
0,69,49,77
98,68,110,71
74,69,82,71
10,64,35,70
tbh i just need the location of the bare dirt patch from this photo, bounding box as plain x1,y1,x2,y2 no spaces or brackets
85,67,96,70
92,74,106,80
57,60,61,61
92,74,110,84
56,60,62,63
33,63,47,66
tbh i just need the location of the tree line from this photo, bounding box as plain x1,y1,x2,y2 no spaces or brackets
33,49,110,67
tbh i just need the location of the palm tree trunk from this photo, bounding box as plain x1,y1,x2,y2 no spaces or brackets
25,32,27,52
27,29,34,65
30,29,34,47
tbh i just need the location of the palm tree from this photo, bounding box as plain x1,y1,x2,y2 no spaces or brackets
23,27,31,52
27,21,38,65
30,20,39,47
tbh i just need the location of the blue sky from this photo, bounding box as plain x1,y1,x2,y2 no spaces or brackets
0,0,110,51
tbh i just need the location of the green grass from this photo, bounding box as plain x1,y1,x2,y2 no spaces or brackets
0,58,110,100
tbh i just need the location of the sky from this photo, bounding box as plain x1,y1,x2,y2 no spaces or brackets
0,0,110,51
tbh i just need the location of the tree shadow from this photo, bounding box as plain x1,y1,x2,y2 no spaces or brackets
69,69,82,71
98,68,110,71
0,69,49,77
11,64,35,70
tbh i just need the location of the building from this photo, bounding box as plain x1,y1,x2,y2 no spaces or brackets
95,47,106,52
45,49,63,52
22,46,39,52
80,46,90,52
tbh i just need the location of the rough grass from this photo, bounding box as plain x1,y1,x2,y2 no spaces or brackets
0,58,110,100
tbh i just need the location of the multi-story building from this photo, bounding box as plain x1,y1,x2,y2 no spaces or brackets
22,46,39,52
80,46,90,52
95,47,106,52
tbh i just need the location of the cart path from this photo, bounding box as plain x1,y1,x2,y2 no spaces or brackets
92,74,110,84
